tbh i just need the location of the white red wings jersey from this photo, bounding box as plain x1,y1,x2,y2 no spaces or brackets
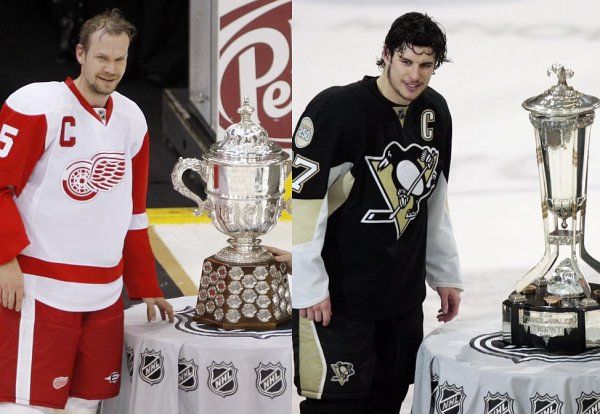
0,78,163,311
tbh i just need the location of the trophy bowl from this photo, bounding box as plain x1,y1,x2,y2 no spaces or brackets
201,160,288,263
172,98,292,330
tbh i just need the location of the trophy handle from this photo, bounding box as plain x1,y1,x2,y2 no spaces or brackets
283,158,292,214
171,157,208,216
284,197,292,215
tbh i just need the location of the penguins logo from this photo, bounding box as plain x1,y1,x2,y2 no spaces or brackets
362,142,439,239
330,361,355,386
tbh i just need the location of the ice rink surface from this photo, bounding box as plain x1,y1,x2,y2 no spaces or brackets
291,0,600,412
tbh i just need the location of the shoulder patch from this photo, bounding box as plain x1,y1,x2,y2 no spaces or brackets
294,117,314,148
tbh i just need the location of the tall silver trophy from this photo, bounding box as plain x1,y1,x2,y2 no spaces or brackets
503,64,600,353
172,99,292,330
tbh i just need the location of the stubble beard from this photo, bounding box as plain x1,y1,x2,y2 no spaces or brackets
90,78,118,96
387,65,431,105
83,71,120,97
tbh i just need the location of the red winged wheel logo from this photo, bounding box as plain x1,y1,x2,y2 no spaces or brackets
61,152,126,201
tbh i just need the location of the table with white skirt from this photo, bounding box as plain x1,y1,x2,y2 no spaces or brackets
101,296,292,414
413,316,600,414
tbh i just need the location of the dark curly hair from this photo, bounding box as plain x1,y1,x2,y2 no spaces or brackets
376,12,449,70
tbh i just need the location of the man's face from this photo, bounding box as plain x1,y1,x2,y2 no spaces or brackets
382,44,435,104
76,31,129,97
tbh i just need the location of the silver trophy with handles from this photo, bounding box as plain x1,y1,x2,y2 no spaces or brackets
172,98,291,330
503,64,600,353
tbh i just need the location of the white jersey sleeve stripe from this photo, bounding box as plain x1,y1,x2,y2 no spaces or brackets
15,297,35,405
129,213,149,230
425,173,463,290
292,162,353,308
292,202,330,308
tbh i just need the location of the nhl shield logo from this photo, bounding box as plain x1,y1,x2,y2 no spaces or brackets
484,392,514,414
207,362,238,397
435,382,466,414
178,358,199,392
126,345,134,381
139,349,165,385
255,362,287,398
530,393,563,414
577,391,600,414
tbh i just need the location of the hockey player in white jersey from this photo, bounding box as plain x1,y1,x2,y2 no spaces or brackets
0,9,173,414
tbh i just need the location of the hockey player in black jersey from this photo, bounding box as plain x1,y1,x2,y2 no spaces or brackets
292,12,464,414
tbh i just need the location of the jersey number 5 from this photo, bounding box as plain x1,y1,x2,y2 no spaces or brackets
0,124,18,158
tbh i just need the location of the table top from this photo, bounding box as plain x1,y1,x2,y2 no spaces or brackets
124,296,292,347
413,316,600,414
420,316,600,375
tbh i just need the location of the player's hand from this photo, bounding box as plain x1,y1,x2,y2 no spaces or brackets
300,295,332,327
264,245,292,274
143,297,174,323
0,258,24,312
436,287,461,323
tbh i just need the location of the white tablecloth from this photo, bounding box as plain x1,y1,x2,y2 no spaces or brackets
101,296,292,414
413,317,600,414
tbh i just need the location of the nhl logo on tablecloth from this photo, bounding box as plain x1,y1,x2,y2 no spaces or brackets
577,391,600,414
126,345,134,382
530,393,563,414
484,392,514,414
435,382,465,414
207,361,238,397
255,362,286,398
139,349,165,385
178,358,199,392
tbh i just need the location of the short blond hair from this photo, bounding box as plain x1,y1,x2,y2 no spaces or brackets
79,9,136,50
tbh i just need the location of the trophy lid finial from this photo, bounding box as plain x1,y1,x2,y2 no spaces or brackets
523,63,600,117
207,98,288,164
547,64,573,87
238,97,255,123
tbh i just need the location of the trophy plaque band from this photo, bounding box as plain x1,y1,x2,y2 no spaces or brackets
195,256,291,330
503,283,600,354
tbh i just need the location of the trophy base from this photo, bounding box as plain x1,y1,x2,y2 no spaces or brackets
193,254,292,330
502,283,600,354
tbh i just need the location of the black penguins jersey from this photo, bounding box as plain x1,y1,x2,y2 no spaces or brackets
292,76,463,321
